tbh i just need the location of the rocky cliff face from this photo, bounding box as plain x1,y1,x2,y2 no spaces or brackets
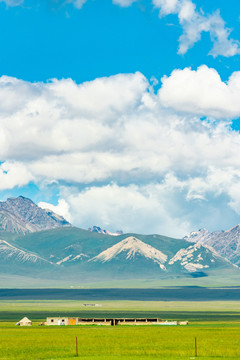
0,196,71,234
184,225,240,266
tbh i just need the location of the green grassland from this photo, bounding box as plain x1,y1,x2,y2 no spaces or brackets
1,300,240,359
1,272,240,292
1,271,240,289
1,320,240,359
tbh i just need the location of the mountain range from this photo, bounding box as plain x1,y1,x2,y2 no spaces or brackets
0,196,239,286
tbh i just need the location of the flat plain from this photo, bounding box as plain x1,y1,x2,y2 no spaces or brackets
0,299,240,359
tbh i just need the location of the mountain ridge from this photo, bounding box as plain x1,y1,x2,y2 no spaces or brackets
2,226,236,283
0,196,239,285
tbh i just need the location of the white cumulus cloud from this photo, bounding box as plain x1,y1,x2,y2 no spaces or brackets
38,199,71,222
159,65,240,118
1,69,240,234
0,162,33,190
58,183,191,237
55,167,240,237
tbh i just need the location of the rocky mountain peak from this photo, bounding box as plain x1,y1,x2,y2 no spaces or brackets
0,196,71,234
88,226,123,236
184,224,240,266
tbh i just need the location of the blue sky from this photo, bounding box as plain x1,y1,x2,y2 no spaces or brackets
1,0,240,236
0,0,239,82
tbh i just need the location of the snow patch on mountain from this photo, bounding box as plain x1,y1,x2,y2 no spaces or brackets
57,255,72,265
90,236,168,266
169,243,210,272
57,253,89,265
184,263,209,272
0,240,48,264
71,254,89,261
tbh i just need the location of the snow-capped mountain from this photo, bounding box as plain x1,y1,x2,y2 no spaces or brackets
88,226,123,236
0,196,71,234
90,236,168,269
184,225,240,266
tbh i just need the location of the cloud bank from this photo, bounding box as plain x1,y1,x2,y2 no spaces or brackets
0,67,240,235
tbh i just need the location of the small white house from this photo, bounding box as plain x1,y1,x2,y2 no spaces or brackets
16,317,32,326
46,317,69,326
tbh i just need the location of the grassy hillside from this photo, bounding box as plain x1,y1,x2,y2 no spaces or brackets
12,227,186,258
0,227,238,285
